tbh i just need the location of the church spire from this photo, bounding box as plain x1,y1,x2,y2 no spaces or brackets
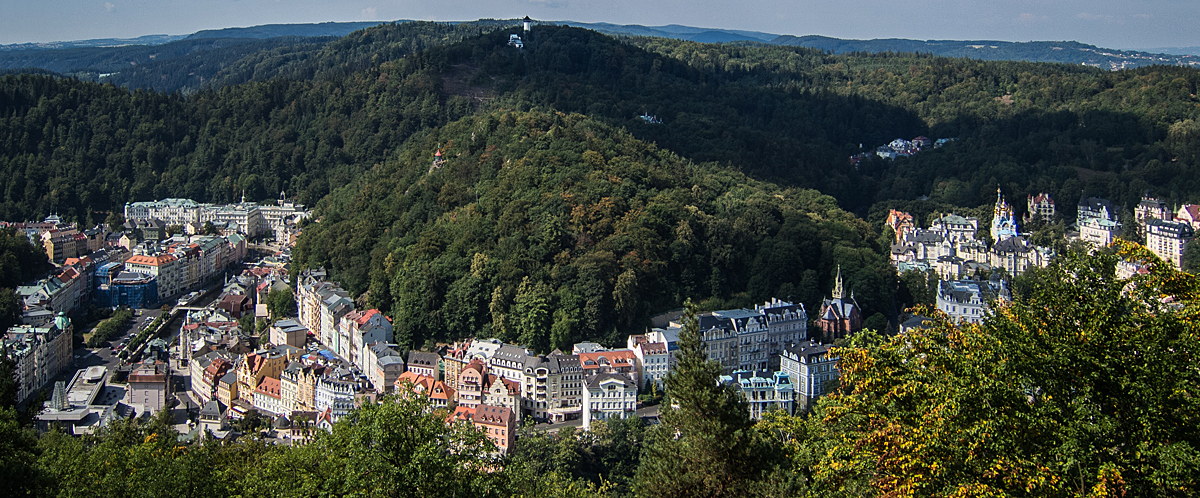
832,265,845,300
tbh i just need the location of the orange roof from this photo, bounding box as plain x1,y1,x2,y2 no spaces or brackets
256,377,282,398
578,350,637,369
356,309,381,325
472,404,512,427
446,405,475,424
127,254,178,266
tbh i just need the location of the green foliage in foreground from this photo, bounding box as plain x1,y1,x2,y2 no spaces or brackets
769,243,1200,496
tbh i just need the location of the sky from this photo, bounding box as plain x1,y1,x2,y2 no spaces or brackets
1,0,1198,50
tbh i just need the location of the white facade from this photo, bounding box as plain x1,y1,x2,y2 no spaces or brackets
721,370,794,419
632,342,669,390
936,279,1008,324
315,377,357,423
582,373,637,430
1079,216,1121,247
1146,219,1195,268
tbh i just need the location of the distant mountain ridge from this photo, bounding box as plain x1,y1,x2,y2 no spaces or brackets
558,22,1198,70
1,18,1196,86
771,35,1199,70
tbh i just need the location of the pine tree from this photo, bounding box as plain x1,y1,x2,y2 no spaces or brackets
634,299,777,497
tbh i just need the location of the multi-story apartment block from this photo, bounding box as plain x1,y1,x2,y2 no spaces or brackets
720,370,794,419
457,360,487,409
361,343,405,393
127,360,169,413
990,236,1053,275
270,319,308,349
190,351,235,404
781,341,839,411
253,377,284,415
1136,195,1172,227
631,340,669,390
315,377,357,423
394,371,455,409
483,374,522,424
125,253,182,300
4,314,73,404
236,346,298,400
885,209,916,242
1178,205,1200,230
928,214,979,241
1078,196,1119,226
682,298,808,374
582,373,637,430
1145,219,1195,268
340,308,392,368
201,202,267,238
125,198,209,226
1079,216,1121,247
579,349,640,388
936,278,1009,324
522,352,583,422
1026,193,1056,223
407,351,441,378
488,343,531,384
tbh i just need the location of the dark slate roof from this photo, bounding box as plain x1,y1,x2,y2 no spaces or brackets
407,351,440,368
585,373,636,390
993,236,1033,254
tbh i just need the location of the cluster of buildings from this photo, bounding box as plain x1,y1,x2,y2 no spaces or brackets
1134,195,1200,268
850,136,956,165
123,192,310,242
3,313,74,405
886,189,1041,323
888,189,1055,282
184,268,395,441
34,358,172,435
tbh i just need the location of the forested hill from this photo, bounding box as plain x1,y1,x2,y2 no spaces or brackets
292,111,893,351
2,23,1200,339
2,23,1199,217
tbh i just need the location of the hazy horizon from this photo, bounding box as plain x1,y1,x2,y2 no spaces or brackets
2,1,1198,51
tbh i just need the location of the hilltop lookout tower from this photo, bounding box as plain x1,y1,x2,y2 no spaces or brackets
523,16,532,32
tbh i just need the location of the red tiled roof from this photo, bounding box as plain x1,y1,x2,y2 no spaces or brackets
446,405,475,424
472,404,512,427
127,254,177,266
356,309,381,325
256,377,282,398
579,350,637,369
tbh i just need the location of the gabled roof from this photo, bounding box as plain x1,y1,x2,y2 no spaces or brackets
472,404,512,427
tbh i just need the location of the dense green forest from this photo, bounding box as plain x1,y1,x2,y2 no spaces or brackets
293,110,893,351
3,23,1198,222
2,19,1200,496
2,249,1198,497
2,22,1199,336
0,228,50,333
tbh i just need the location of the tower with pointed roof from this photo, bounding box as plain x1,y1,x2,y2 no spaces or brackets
816,266,862,343
991,187,1019,242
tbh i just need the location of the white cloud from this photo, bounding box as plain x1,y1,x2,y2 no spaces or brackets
1016,13,1048,23
1132,13,1152,19
362,6,377,19
104,2,115,12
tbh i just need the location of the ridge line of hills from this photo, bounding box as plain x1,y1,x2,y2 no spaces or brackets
1,19,1196,87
